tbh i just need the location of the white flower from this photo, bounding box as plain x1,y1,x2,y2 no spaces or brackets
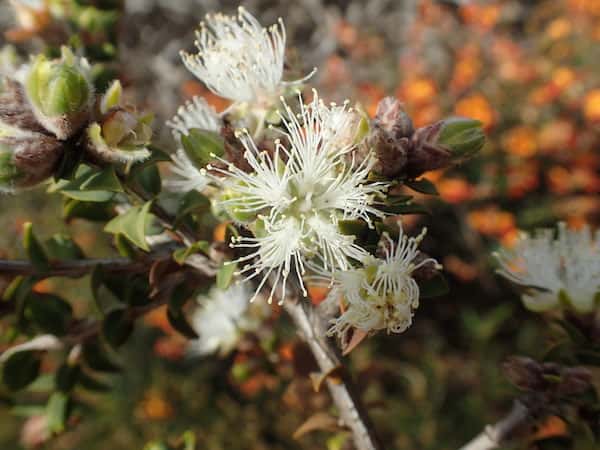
180,7,309,108
165,96,220,192
188,284,262,357
495,223,600,313
326,225,440,343
209,92,388,304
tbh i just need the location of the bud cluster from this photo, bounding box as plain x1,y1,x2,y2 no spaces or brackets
364,97,485,179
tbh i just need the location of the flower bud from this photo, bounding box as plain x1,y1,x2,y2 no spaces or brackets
24,46,93,139
85,80,153,164
0,121,63,192
405,117,485,178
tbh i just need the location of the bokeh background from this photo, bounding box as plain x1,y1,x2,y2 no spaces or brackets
1,0,599,449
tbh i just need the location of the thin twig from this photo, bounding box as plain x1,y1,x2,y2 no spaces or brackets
0,257,148,277
459,400,531,450
284,299,384,450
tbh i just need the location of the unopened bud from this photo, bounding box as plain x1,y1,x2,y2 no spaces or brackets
405,118,485,178
374,97,414,139
24,47,93,139
436,117,485,160
85,80,153,164
0,121,63,192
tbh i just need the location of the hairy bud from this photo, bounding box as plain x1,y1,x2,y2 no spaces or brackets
85,80,153,164
24,46,93,139
0,121,63,192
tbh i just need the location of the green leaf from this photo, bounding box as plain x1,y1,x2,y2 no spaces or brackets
78,370,110,392
134,163,161,197
79,166,123,192
102,308,133,348
216,262,237,290
26,293,73,336
46,392,69,434
50,165,115,202
419,274,449,298
61,189,114,202
173,241,210,265
45,234,84,261
104,201,154,251
113,234,137,259
175,191,211,225
63,198,114,222
23,222,49,272
82,340,120,373
167,306,198,339
405,178,439,195
2,351,41,391
55,363,80,392
181,431,196,450
181,129,224,168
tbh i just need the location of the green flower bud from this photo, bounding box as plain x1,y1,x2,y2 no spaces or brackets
24,47,93,139
85,80,153,164
437,117,485,160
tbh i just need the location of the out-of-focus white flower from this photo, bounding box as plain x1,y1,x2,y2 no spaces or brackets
188,284,262,357
495,223,600,313
180,7,309,110
326,226,440,343
0,45,20,80
165,97,220,193
209,92,388,304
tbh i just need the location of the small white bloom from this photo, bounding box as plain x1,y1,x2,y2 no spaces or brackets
326,225,440,342
209,92,388,304
165,96,220,192
495,223,600,313
181,7,309,108
188,284,263,357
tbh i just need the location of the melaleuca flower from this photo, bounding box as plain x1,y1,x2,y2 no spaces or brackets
209,92,389,304
165,96,220,192
188,284,264,357
85,80,153,164
495,223,600,313
326,225,441,343
0,120,63,193
24,46,93,140
181,7,312,132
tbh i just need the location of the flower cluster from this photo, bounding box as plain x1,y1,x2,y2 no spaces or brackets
495,223,600,313
165,6,457,343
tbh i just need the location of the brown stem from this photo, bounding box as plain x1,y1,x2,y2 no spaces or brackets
284,299,384,450
459,401,532,450
0,257,148,277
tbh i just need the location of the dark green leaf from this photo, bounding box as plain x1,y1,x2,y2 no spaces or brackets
134,163,162,197
338,220,369,238
2,351,41,391
175,191,211,225
63,199,114,222
79,166,123,192
45,234,84,261
27,293,73,336
82,340,120,373
78,370,110,392
181,129,224,168
102,308,134,348
56,363,80,392
381,202,431,215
